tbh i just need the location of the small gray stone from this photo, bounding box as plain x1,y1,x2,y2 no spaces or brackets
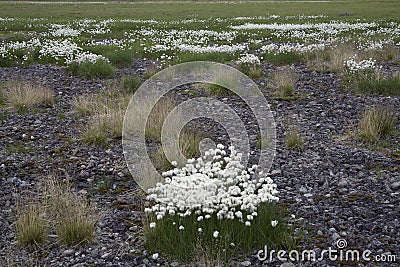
332,233,340,240
170,262,179,267
241,260,251,267
338,179,348,187
280,263,295,267
101,252,111,259
299,186,308,193
328,227,337,233
63,249,75,256
390,181,400,191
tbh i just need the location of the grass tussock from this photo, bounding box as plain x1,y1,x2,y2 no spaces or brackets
145,97,176,140
143,64,161,80
15,203,47,247
327,45,356,73
306,45,356,73
67,59,115,79
272,67,297,99
286,131,304,150
2,82,54,113
120,74,143,94
71,81,131,145
15,176,98,248
43,176,97,246
355,71,400,96
358,106,396,142
262,51,304,66
206,70,239,96
284,119,304,151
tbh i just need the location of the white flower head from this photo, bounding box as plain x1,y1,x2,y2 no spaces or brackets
213,231,219,238
271,220,278,227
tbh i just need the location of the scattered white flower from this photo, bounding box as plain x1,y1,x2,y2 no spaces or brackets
179,225,184,230
213,231,219,238
149,222,156,228
271,220,278,227
152,253,159,260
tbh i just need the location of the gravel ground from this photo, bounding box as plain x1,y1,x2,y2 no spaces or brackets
0,61,399,267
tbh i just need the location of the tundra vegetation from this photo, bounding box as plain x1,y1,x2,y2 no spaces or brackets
1,0,399,265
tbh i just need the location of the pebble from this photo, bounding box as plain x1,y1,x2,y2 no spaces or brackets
240,260,251,266
63,249,75,256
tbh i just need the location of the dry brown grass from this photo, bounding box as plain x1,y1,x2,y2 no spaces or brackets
306,44,357,73
143,64,161,79
15,202,46,247
272,67,297,98
72,81,130,145
145,97,177,140
2,82,54,112
14,175,98,248
358,106,395,142
43,176,97,245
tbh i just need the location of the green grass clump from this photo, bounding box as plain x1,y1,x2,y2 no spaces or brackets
207,84,231,96
67,60,115,79
44,177,97,246
286,132,304,150
272,67,298,99
238,64,263,79
81,112,124,145
356,73,400,96
145,203,296,264
72,84,130,145
262,52,304,66
358,106,396,142
120,75,143,94
56,213,96,246
15,204,47,247
104,49,134,67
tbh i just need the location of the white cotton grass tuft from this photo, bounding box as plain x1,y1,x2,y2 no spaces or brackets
146,145,279,226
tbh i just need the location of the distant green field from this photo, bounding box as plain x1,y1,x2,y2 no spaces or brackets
0,0,399,19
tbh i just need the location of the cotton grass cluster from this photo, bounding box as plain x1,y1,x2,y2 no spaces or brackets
344,55,377,73
145,145,279,227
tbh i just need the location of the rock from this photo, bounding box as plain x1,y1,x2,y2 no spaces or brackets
240,260,251,266
332,233,340,240
63,249,75,256
280,263,295,267
101,252,111,259
338,179,348,187
391,182,400,191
